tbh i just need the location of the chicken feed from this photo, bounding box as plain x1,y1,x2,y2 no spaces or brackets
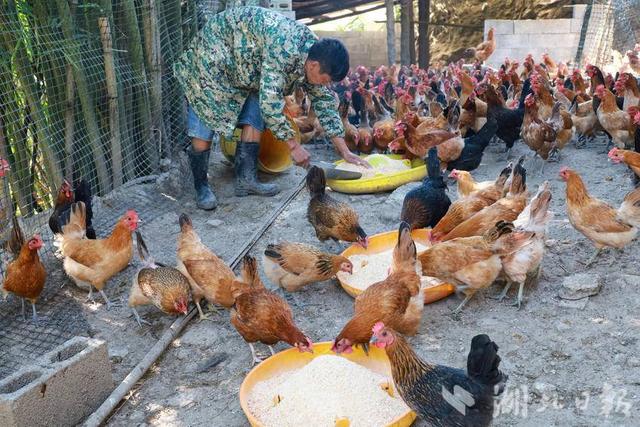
337,243,444,291
247,355,410,427
335,154,412,178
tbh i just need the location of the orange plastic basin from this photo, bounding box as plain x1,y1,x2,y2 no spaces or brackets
220,118,300,174
338,228,455,304
239,341,417,427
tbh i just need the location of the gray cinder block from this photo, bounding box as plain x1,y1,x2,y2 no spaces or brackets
0,337,114,427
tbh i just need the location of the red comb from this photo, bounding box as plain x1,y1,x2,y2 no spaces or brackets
372,322,385,334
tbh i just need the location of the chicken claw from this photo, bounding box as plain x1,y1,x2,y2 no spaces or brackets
195,301,212,321
509,282,525,310
131,307,152,327
489,281,513,302
583,248,602,267
249,343,265,366
452,294,474,315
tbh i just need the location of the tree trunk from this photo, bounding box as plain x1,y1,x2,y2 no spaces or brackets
418,0,430,68
400,0,411,65
385,0,396,66
55,0,111,194
408,1,416,65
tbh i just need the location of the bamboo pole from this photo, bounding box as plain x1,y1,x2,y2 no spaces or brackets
99,16,124,188
55,0,111,194
0,80,31,214
61,0,79,181
0,3,63,207
122,0,157,173
143,0,168,156
163,0,183,62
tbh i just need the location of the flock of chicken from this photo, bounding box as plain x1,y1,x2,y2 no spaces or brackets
2,44,640,425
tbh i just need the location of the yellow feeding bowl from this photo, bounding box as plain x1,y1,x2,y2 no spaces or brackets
338,228,456,304
239,341,417,427
220,119,299,174
326,155,427,194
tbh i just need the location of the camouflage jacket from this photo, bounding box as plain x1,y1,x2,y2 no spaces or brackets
173,6,343,141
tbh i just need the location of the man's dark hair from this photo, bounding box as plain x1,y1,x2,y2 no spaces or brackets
307,38,349,82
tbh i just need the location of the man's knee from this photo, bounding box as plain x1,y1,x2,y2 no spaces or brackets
240,125,262,142
191,137,212,152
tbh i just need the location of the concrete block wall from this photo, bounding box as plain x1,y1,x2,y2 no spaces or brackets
0,337,113,427
484,5,587,69
316,27,401,69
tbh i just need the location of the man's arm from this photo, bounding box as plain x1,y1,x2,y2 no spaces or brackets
259,60,296,141
307,85,370,167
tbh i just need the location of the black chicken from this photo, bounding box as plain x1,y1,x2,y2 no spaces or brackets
484,78,532,158
400,147,451,230
49,179,95,239
445,118,499,172
371,323,507,427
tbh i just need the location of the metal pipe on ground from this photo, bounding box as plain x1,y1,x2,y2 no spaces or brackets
83,176,307,427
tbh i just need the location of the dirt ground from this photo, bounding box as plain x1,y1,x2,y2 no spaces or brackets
95,136,640,427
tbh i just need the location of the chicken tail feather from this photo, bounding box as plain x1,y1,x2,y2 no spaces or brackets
135,231,157,268
264,244,282,261
618,187,640,227
467,334,507,395
241,255,263,289
8,204,25,258
508,157,527,195
74,179,95,239
179,213,193,232
306,166,326,197
61,201,87,239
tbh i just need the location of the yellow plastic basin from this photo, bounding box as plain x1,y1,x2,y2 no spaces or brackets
239,341,417,427
220,119,299,174
338,228,456,304
326,155,427,194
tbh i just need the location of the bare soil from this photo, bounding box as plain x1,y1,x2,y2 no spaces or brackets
99,137,640,427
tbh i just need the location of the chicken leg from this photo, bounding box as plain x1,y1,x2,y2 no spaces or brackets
584,248,602,266
194,300,210,321
453,293,474,314
131,307,151,327
249,343,264,366
30,302,47,323
490,281,513,301
99,289,115,310
510,282,525,310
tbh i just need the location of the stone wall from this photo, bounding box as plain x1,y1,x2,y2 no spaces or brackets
316,5,592,70
484,5,587,69
316,26,401,68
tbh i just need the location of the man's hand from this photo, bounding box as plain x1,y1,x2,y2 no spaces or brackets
332,136,371,168
286,138,311,168
342,150,370,167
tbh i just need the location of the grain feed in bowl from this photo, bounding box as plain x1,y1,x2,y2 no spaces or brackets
337,243,444,291
335,154,411,179
248,355,409,427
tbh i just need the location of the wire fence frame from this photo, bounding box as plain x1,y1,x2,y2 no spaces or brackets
576,0,640,69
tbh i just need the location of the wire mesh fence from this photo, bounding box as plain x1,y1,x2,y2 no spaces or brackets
0,0,283,382
576,0,640,69
0,0,199,254
0,0,205,380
